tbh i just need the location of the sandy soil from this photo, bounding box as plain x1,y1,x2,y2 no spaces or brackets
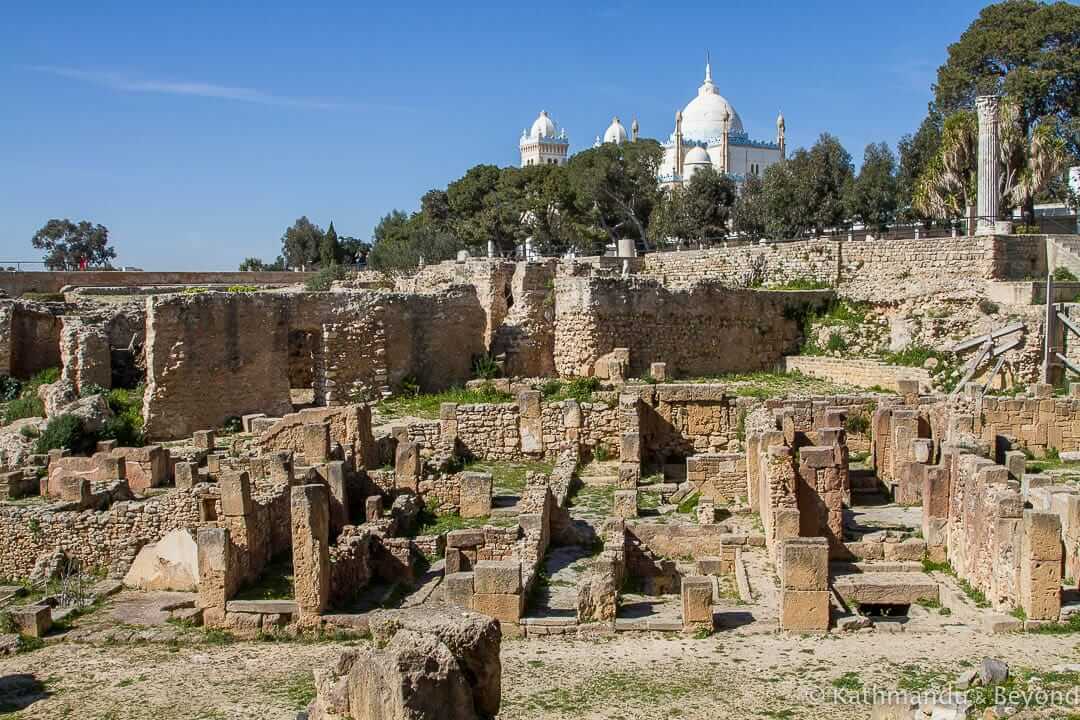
1,627,1078,719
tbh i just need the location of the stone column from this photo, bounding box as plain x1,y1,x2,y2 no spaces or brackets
291,484,331,617
976,95,1001,236
197,527,235,626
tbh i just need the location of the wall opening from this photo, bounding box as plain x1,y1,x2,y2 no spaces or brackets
288,329,320,407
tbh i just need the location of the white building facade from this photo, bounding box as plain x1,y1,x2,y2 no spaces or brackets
658,61,785,187
519,110,570,167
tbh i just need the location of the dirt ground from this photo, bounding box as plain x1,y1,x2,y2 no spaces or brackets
1,628,1078,719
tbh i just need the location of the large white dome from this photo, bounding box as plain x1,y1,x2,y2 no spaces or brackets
684,146,711,165
679,63,744,141
603,116,627,144
529,110,557,139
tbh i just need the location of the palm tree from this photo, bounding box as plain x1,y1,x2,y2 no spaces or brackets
914,98,1069,233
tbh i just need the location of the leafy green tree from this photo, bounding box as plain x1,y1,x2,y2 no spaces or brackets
419,189,451,224
682,166,736,242
367,211,458,271
238,256,285,271
564,140,663,249
280,216,324,269
759,159,810,239
320,221,343,267
847,142,899,232
447,165,518,255
800,133,855,233
933,0,1080,157
31,219,116,270
731,174,768,238
897,112,943,221
338,236,371,266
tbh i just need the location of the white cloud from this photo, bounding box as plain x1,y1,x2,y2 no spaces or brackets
26,65,350,110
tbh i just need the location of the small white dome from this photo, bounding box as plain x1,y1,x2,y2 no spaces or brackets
603,116,627,144
684,146,711,165
530,110,557,139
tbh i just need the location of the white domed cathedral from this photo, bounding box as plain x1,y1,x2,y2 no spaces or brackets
658,59,785,187
517,58,785,186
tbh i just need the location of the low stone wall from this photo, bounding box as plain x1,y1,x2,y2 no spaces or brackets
782,356,931,393
554,277,832,379
0,487,204,580
0,271,316,297
977,394,1080,456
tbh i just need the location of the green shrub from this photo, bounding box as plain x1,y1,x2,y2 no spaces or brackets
18,425,39,439
0,376,22,402
221,416,243,434
542,377,602,403
182,287,208,295
826,332,847,352
305,264,348,291
79,383,108,398
472,354,500,380
977,299,1000,315
35,415,96,455
3,395,45,423
844,412,870,435
226,285,259,293
98,385,145,447
1054,267,1078,282
399,375,421,397
27,367,59,389
593,445,610,462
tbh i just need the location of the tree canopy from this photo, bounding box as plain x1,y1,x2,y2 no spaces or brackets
31,219,117,270
932,0,1080,155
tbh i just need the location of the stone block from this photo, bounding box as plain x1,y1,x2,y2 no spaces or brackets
95,439,118,453
250,417,277,435
196,527,233,610
446,529,484,548
779,589,830,633
241,413,266,432
365,494,383,523
883,538,927,562
620,432,640,463
1024,511,1063,562
695,557,725,576
59,475,91,506
444,547,465,574
98,454,126,481
617,462,640,489
613,489,638,519
219,471,252,517
10,605,51,638
394,441,421,492
843,541,884,561
650,362,667,382
800,446,836,469
443,572,474,609
1021,559,1061,621
193,430,215,450
781,538,828,591
303,422,330,464
681,576,713,628
473,593,522,624
174,462,196,490
324,460,348,535
896,379,920,397
473,560,522,595
912,439,933,464
775,509,801,543
460,471,493,519
1004,450,1026,480
291,484,330,616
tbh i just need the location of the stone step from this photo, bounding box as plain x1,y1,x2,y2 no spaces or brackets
832,573,939,606
831,561,924,574
225,599,298,615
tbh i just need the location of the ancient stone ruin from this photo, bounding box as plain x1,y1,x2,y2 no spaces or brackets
4,234,1080,717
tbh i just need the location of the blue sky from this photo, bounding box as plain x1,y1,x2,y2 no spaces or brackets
0,0,993,270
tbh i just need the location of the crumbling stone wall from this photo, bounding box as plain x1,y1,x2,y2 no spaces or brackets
143,290,486,439
782,356,931,393
978,395,1080,456
491,261,557,377
0,487,203,579
2,300,62,378
553,277,831,378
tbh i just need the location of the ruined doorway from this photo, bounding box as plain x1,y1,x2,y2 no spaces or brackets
288,329,320,408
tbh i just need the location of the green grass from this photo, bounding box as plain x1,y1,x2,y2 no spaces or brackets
540,377,602,403
510,670,698,715
831,671,863,690
412,497,491,536
464,459,554,495
2,367,58,423
682,370,854,398
376,383,513,419
895,664,951,692
677,492,700,514
234,556,295,601
764,277,832,291
638,490,661,511
921,558,989,608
